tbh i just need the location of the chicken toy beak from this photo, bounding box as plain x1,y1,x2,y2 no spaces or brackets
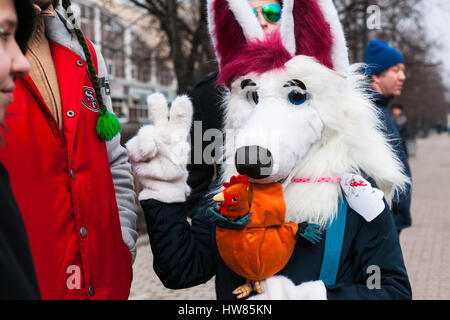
213,192,225,202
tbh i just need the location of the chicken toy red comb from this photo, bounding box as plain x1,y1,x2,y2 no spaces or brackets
222,175,250,189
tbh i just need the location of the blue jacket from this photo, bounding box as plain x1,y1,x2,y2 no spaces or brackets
372,93,412,231
141,179,411,300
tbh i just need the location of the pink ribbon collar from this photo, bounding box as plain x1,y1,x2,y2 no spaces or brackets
291,177,342,183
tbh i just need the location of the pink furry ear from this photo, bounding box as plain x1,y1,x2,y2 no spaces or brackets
293,0,334,69
210,0,246,71
280,0,350,74
208,0,349,82
208,0,264,72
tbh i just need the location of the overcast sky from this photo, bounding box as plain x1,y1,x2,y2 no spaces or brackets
423,0,450,87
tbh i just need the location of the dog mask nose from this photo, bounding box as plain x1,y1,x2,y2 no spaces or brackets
235,146,273,179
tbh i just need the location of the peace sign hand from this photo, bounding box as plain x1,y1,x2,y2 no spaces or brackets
126,93,193,203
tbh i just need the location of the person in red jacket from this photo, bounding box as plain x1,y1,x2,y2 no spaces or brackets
0,0,137,300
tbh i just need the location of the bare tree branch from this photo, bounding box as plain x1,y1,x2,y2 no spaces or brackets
126,0,216,94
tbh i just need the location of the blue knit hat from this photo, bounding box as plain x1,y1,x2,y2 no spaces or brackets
364,40,404,76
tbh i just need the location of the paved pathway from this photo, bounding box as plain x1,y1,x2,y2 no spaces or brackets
128,235,216,300
399,133,450,299
129,133,450,300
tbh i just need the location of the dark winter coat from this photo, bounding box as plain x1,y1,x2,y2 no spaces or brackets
0,162,41,300
393,115,410,157
372,93,412,231
141,178,411,300
186,72,223,217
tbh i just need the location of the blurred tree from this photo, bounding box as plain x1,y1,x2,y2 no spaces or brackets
128,0,217,94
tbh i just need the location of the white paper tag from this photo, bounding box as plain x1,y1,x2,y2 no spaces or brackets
340,173,385,222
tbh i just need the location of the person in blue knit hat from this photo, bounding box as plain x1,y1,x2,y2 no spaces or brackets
365,39,406,96
365,39,412,235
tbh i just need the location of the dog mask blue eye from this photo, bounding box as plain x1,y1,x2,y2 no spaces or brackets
288,90,307,105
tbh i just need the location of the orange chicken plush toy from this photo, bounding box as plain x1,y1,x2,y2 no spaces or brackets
211,175,299,299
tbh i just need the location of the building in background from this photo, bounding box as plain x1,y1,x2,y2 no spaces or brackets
68,0,177,123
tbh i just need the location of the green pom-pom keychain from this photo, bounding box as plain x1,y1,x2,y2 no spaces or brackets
96,109,122,141
63,0,121,141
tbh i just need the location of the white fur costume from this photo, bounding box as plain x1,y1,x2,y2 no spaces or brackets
126,0,410,300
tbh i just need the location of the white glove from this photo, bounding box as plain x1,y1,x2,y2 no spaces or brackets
248,276,327,300
340,173,385,222
126,93,193,203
